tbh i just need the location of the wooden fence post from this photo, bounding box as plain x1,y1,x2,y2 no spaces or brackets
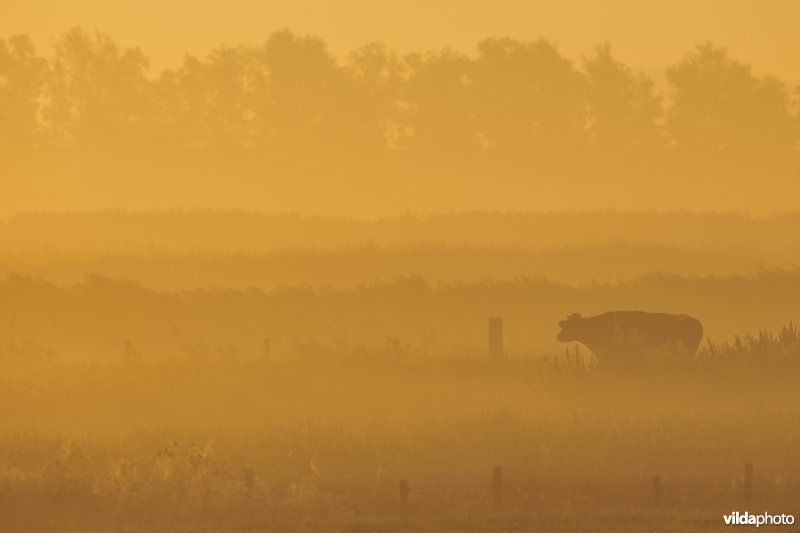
652,475,662,507
389,338,401,358
493,465,503,511
489,317,504,359
399,479,409,525
744,463,754,505
124,339,136,363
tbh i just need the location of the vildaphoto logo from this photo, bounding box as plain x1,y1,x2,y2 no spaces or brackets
723,512,795,527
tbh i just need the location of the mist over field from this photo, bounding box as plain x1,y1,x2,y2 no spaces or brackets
3,211,800,532
2,3,800,531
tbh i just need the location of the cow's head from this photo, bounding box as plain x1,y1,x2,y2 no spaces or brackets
557,313,583,341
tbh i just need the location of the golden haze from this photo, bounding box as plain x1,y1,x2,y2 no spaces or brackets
1,3,800,531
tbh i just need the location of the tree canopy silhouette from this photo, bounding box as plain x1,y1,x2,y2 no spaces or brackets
667,43,796,152
584,43,663,152
0,35,46,149
1,28,798,212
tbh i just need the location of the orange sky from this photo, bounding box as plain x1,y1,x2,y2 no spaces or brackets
4,0,800,82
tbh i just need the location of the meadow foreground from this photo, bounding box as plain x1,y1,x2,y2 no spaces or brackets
2,347,799,532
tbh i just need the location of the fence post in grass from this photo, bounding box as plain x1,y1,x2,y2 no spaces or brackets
389,338,401,358
489,317,504,359
493,465,503,512
124,339,136,364
652,475,662,507
744,463,754,505
263,337,271,360
399,479,409,525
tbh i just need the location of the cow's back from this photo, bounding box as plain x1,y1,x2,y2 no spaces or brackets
602,311,703,353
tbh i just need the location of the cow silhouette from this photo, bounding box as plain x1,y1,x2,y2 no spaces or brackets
557,311,703,367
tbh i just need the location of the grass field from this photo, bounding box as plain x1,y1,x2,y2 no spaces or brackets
2,336,800,531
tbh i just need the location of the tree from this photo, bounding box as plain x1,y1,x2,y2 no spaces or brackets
258,29,346,156
343,42,404,153
401,49,478,157
0,34,46,148
157,45,263,150
666,43,796,152
472,37,587,155
583,43,663,151
43,28,152,149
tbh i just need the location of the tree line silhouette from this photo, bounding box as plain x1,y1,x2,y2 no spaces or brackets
1,28,798,181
